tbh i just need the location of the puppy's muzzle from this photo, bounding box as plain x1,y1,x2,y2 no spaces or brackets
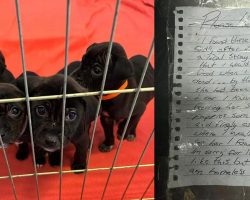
0,127,11,144
45,135,58,147
40,135,61,152
0,131,6,138
0,130,9,148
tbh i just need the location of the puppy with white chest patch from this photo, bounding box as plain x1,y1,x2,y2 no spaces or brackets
69,42,154,152
15,74,97,170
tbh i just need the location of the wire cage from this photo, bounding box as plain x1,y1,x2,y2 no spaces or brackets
0,0,154,199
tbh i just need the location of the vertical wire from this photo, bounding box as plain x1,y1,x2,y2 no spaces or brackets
0,136,18,200
79,0,122,199
14,1,40,199
101,39,154,200
59,0,71,199
140,177,154,200
121,130,154,200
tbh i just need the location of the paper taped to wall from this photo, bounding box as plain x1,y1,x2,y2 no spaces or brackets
170,7,250,188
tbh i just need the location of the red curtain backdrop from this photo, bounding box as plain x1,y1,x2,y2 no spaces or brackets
0,0,154,199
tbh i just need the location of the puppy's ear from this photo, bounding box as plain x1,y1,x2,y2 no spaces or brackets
67,77,98,123
0,51,5,65
86,43,97,53
82,96,98,124
0,51,6,73
112,56,134,80
14,75,43,94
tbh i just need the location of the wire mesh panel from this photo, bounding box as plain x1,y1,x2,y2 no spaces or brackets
0,0,154,199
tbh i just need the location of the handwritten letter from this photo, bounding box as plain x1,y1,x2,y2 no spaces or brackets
170,7,250,188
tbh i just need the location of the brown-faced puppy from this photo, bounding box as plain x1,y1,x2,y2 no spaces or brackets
70,42,154,152
0,51,15,83
15,74,97,170
0,83,26,147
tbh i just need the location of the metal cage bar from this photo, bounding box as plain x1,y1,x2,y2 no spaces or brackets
0,164,154,179
101,39,154,200
80,0,122,199
59,0,71,199
0,87,154,104
0,136,18,200
15,0,40,199
121,130,154,200
141,177,154,199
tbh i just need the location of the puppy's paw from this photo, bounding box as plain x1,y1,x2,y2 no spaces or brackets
16,149,29,160
48,152,61,167
126,134,136,141
36,164,44,168
98,143,114,152
117,133,135,141
16,144,29,160
49,158,60,167
117,134,125,140
36,156,46,167
71,162,86,173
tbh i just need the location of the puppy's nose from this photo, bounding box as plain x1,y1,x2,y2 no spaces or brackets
45,136,57,146
51,122,56,127
0,128,6,138
0,132,5,138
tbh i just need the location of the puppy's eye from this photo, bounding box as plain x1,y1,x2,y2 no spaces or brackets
91,64,103,76
8,105,21,117
65,111,77,121
36,105,48,117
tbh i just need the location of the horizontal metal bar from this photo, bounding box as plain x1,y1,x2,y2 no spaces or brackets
0,163,154,180
0,87,154,103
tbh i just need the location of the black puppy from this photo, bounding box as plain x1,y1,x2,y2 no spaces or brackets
0,83,26,147
15,74,97,170
0,51,15,83
70,42,154,152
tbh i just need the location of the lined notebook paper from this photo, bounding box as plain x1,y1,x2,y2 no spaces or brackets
170,7,250,188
